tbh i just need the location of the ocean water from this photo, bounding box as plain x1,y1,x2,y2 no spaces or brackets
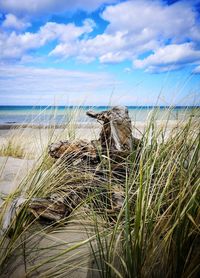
0,106,198,125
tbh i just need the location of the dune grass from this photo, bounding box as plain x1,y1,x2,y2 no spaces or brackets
89,113,200,278
0,107,199,277
0,133,28,159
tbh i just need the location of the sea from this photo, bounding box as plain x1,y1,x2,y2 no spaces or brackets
0,106,198,126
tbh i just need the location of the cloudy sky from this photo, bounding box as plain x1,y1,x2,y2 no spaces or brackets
0,0,200,106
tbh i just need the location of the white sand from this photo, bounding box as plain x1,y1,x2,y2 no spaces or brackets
0,155,97,278
0,120,178,157
0,121,179,277
0,157,35,203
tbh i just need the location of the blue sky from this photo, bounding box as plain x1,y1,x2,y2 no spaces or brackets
0,0,200,106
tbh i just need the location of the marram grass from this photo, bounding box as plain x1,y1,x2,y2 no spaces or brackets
89,111,200,278
0,107,199,278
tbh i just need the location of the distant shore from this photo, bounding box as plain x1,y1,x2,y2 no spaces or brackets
0,123,100,130
0,120,179,157
0,119,181,130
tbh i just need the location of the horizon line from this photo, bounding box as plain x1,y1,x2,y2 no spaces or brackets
0,105,199,108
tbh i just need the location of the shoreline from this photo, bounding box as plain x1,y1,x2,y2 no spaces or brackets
0,123,100,130
0,120,180,157
0,119,181,130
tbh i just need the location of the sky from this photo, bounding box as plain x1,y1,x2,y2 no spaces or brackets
0,0,200,106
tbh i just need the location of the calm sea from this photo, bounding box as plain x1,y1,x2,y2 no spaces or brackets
0,106,198,125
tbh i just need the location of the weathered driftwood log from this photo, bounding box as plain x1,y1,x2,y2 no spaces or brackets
2,106,139,228
29,198,67,221
49,106,140,162
49,140,99,165
29,106,139,222
29,189,85,222
2,189,88,229
87,106,134,154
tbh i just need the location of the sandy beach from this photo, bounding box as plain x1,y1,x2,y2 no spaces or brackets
0,119,181,210
0,116,198,277
0,120,179,155
0,122,124,277
0,152,96,278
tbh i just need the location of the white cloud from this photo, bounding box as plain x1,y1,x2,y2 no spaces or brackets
102,0,199,43
0,0,117,16
50,31,130,62
99,52,126,63
193,65,200,73
0,19,95,59
134,43,200,72
124,67,132,73
2,13,31,30
0,65,117,105
49,0,200,71
39,19,95,43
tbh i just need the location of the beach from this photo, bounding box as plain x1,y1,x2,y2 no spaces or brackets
0,105,195,157
0,106,199,277
0,126,98,277
0,120,181,158
0,113,193,206
0,114,178,277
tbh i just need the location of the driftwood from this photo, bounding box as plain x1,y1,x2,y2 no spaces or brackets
2,106,141,227
29,106,140,222
87,106,134,155
49,140,98,163
49,106,140,162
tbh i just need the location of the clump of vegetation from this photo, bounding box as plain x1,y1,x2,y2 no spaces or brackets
0,108,199,277
89,115,200,278
0,137,28,159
